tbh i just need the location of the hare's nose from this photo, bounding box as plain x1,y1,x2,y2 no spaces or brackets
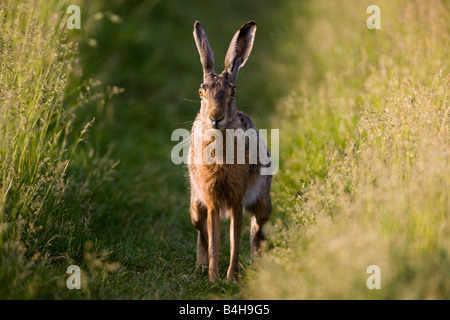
211,117,223,129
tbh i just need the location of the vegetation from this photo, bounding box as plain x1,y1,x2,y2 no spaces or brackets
0,0,448,299
244,0,450,299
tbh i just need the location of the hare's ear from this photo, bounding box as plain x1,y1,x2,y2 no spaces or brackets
224,21,257,83
193,21,215,81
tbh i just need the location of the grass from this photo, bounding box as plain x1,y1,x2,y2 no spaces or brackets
0,0,83,298
1,0,449,299
243,0,450,299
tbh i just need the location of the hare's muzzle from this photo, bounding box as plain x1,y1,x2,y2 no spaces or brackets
210,117,224,129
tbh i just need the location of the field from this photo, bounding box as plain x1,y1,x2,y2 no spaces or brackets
0,0,449,299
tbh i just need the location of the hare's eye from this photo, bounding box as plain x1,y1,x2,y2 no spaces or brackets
231,86,236,96
199,87,203,96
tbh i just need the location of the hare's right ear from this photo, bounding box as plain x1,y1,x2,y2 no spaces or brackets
193,21,215,81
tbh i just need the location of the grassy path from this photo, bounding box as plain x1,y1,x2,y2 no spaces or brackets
61,0,306,299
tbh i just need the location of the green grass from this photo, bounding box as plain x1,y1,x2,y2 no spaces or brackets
244,0,450,299
1,0,449,299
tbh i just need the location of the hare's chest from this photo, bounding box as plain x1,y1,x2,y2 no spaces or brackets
190,162,249,206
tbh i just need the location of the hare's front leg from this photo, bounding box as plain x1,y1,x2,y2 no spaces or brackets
207,206,221,282
190,200,208,266
227,205,243,282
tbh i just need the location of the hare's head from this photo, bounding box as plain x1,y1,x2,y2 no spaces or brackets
193,21,256,129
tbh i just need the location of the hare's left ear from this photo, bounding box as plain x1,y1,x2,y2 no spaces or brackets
224,21,257,83
193,21,215,81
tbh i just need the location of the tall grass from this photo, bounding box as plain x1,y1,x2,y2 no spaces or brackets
244,0,449,299
0,0,119,298
0,0,73,297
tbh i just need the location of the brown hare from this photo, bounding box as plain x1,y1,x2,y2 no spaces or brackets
188,20,272,282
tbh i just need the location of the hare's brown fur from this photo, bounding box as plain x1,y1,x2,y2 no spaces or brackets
188,21,272,282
